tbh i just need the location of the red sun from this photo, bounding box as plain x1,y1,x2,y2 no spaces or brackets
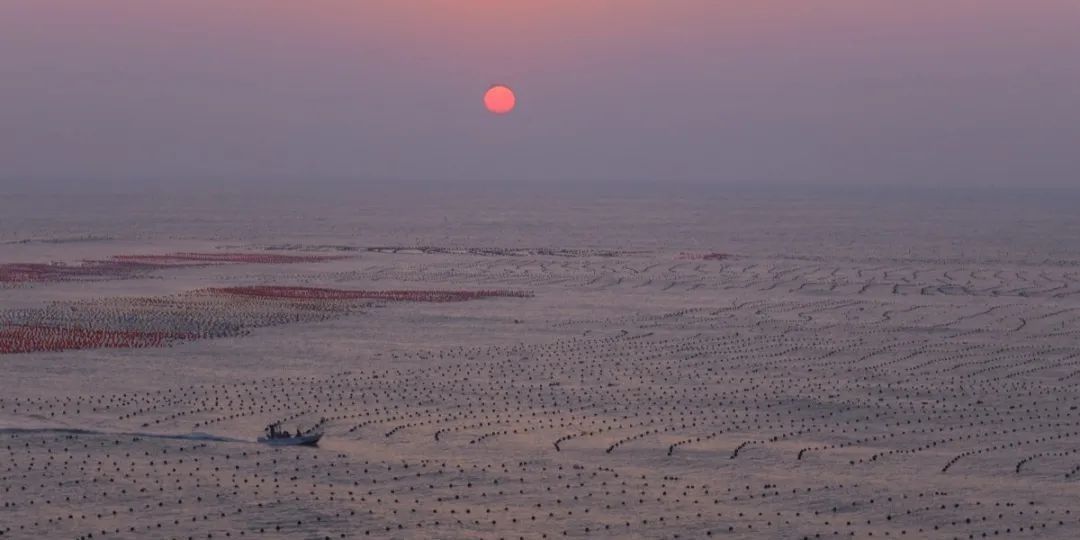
484,85,516,115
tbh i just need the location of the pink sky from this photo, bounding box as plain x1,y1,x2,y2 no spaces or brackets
2,1,1079,187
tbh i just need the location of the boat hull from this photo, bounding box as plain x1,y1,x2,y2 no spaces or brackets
257,433,322,446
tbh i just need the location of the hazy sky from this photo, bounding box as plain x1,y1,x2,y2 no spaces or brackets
2,1,1079,188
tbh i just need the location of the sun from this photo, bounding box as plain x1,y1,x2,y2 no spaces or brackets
484,85,516,115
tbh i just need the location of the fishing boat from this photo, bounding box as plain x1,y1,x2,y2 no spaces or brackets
258,431,322,446
259,422,323,446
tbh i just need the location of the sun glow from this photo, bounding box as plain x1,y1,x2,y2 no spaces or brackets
484,85,516,115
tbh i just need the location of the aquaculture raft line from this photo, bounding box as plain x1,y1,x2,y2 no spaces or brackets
0,286,533,354
206,286,533,302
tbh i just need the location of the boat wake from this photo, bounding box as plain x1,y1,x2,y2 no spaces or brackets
0,426,247,443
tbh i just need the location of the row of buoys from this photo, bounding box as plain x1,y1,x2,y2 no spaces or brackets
207,286,532,302
6,427,1077,539
0,325,186,354
0,285,532,354
0,252,348,285
5,309,1067,470
365,246,636,258
335,250,1080,300
111,252,349,265
5,257,1079,540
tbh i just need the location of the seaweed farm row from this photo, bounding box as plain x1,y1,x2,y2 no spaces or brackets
0,286,531,354
0,252,349,284
4,295,1080,539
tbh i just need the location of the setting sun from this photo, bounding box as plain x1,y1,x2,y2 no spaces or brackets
484,84,516,115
